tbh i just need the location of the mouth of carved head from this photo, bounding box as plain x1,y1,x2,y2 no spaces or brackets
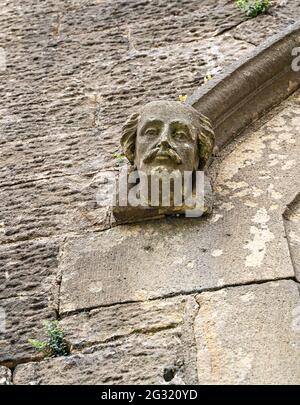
143,148,182,164
155,151,173,160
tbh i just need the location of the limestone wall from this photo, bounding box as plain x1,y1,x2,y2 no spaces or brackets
1,0,300,384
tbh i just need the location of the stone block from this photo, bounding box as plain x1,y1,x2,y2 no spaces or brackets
195,280,300,384
0,366,11,385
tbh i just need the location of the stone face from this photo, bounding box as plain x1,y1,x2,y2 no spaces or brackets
0,366,12,385
114,100,215,220
59,92,300,313
194,280,300,384
122,101,214,173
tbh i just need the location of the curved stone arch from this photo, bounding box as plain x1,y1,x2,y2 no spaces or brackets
188,21,300,151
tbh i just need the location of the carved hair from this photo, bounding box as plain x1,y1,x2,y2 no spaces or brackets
121,108,215,169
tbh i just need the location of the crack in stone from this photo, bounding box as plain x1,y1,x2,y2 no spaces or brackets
214,17,248,37
58,275,297,318
69,322,183,353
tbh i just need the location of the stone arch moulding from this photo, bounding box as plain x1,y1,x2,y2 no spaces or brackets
188,21,300,151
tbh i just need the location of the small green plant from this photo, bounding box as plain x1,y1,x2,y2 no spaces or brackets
236,0,270,18
113,152,127,167
29,320,69,358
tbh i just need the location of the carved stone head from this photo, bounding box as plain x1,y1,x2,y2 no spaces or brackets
121,100,215,175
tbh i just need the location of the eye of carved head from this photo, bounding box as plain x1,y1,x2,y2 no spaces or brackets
144,127,158,137
170,123,191,142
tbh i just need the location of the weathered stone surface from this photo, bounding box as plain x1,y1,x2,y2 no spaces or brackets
0,366,12,385
195,280,300,384
284,193,300,281
14,295,199,385
0,295,56,367
0,238,59,300
60,296,187,349
0,0,245,45
3,0,297,248
0,238,60,366
231,14,295,46
0,33,253,178
1,0,300,385
14,281,300,384
271,0,300,21
0,127,117,185
0,3,252,132
189,20,300,151
0,175,110,244
13,330,184,385
230,0,300,46
59,92,300,312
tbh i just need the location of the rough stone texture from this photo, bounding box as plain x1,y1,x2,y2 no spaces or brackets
0,175,110,244
1,0,300,385
14,295,199,385
231,1,300,45
0,2,252,134
14,280,300,384
284,194,300,282
14,330,184,385
60,296,187,349
0,0,260,247
0,238,59,300
0,238,59,366
189,20,300,151
232,13,294,45
59,91,300,312
0,366,12,385
195,280,300,384
0,295,56,367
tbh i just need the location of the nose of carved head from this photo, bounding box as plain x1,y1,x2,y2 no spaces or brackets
157,128,171,149
158,138,171,149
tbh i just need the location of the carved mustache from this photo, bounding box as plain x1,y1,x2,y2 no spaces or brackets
143,147,182,164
